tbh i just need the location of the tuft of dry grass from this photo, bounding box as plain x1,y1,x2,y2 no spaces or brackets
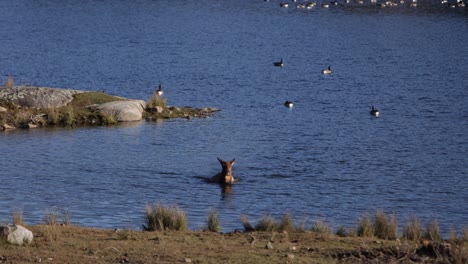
12,208,23,225
336,226,349,237
356,213,374,237
241,214,305,233
240,215,254,231
311,218,332,234
205,208,221,232
424,218,442,241
254,214,279,232
374,210,398,240
61,105,75,127
44,208,60,225
42,225,61,242
403,216,421,241
41,208,71,226
4,76,14,89
144,203,187,231
355,211,398,239
463,226,468,243
279,213,295,233
146,90,167,110
449,226,458,243
62,208,71,226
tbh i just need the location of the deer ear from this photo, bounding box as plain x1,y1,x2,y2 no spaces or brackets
230,158,236,164
217,157,223,164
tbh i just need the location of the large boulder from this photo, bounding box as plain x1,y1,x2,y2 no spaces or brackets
0,224,33,245
96,100,146,122
0,86,84,109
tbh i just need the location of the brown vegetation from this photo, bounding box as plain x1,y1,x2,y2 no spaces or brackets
1,208,467,263
0,224,466,263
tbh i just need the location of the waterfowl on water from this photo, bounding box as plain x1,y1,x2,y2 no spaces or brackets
274,59,284,67
284,101,294,108
280,3,289,7
322,66,332,74
157,82,164,96
370,105,380,117
307,2,317,8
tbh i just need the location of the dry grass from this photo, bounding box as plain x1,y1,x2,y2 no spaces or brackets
1,206,467,263
4,76,14,89
146,90,167,110
143,203,188,231
356,213,374,237
44,208,63,226
12,208,23,225
254,214,278,232
424,218,442,241
279,213,295,233
311,218,332,235
403,216,422,241
355,211,398,239
374,210,398,240
0,225,465,263
336,226,349,237
205,208,221,232
241,214,308,233
240,215,254,231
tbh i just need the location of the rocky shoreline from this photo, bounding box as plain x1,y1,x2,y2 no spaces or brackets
0,86,219,131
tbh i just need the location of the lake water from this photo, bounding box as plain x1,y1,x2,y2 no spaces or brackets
0,0,467,235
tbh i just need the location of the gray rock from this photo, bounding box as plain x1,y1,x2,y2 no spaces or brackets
27,123,38,129
0,224,33,245
1,124,15,130
0,86,84,109
266,241,274,249
96,100,146,122
155,106,164,113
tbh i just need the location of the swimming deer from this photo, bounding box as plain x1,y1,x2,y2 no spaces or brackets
210,158,237,184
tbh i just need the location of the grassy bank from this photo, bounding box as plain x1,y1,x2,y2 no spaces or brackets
2,206,467,263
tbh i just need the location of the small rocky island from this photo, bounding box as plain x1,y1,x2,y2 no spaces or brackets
0,85,219,131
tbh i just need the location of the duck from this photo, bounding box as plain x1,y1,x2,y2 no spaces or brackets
306,2,317,8
370,105,380,117
322,66,332,74
284,101,294,108
280,3,289,7
157,82,164,96
274,59,284,67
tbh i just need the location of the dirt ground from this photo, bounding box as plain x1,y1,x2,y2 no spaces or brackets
0,225,466,263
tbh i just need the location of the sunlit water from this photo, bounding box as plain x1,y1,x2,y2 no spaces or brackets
0,0,467,235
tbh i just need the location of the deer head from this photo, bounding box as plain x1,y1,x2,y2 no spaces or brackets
217,157,236,184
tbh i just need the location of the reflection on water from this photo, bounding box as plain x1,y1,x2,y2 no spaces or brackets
0,1,467,235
